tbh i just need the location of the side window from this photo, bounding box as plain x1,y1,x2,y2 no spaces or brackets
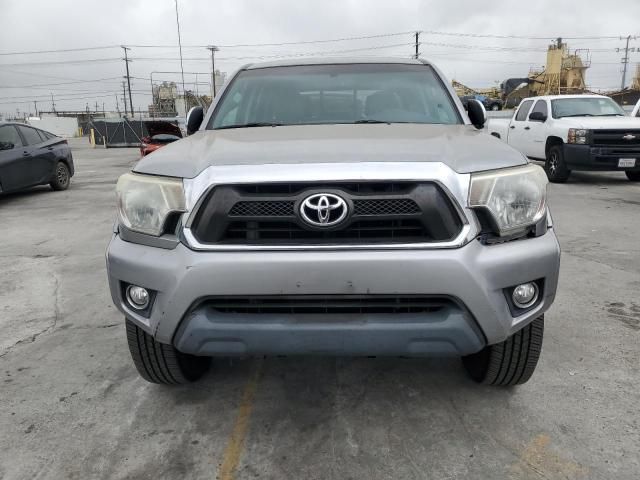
0,125,24,150
17,126,44,146
515,100,534,121
529,100,548,119
35,129,49,142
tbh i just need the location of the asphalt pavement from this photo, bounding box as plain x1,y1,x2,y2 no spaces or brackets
1,138,638,479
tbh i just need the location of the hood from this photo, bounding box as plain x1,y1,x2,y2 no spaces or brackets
133,123,527,179
144,121,182,138
555,116,640,130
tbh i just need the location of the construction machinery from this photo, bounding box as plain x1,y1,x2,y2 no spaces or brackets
501,38,590,107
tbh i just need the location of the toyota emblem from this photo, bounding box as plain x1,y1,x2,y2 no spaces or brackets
299,193,348,227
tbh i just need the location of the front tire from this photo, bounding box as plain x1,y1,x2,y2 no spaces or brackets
545,145,571,183
50,161,71,191
125,319,210,384
462,315,544,386
626,170,640,182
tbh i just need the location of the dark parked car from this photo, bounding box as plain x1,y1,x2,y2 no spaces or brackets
140,121,183,157
460,94,503,111
0,122,74,194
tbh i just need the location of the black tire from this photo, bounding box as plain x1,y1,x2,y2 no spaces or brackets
626,170,640,182
50,161,71,191
490,103,501,111
462,315,544,386
125,319,210,384
545,145,571,183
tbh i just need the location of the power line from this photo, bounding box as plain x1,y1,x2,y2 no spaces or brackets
0,45,120,56
0,30,634,58
0,89,152,101
422,30,627,40
0,58,121,67
125,31,415,49
0,92,150,106
0,77,124,88
130,42,415,62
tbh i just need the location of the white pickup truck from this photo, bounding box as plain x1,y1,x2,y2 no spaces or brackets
487,94,640,182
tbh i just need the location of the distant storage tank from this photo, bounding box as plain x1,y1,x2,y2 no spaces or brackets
501,38,590,107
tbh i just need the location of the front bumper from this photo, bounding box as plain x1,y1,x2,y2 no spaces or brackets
563,144,640,171
106,229,561,357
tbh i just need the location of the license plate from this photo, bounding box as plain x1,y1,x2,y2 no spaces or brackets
618,158,636,168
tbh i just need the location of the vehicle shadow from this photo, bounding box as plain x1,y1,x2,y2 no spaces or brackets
565,171,635,185
529,161,634,185
0,186,57,205
151,355,513,405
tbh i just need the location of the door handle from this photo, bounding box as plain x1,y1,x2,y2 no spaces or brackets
22,151,30,156
524,126,531,130
47,146,54,151
510,126,516,129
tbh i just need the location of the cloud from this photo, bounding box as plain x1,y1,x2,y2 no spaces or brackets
1,0,639,115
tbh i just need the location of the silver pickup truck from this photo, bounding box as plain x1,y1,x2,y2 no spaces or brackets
107,58,560,387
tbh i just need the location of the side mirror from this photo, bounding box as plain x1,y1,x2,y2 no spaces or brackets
186,106,204,135
0,142,15,151
529,111,547,122
467,99,486,129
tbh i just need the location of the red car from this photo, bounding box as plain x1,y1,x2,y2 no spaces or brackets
140,121,183,157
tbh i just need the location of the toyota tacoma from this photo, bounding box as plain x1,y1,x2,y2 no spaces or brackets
107,58,560,386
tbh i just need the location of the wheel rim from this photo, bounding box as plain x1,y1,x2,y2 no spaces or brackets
57,165,69,186
549,152,558,175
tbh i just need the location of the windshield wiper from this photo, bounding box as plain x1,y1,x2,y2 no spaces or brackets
216,122,282,130
354,119,391,124
558,114,595,118
599,113,625,116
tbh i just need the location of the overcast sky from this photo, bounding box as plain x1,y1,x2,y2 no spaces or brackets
1,0,640,117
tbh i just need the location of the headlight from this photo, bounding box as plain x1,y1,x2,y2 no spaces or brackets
116,173,186,236
469,164,547,236
568,128,588,144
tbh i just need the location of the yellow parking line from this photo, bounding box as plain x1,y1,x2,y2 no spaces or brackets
218,358,264,480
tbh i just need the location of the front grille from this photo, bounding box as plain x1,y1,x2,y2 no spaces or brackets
227,198,420,218
353,198,420,216
224,219,426,242
229,201,294,217
203,295,453,314
191,182,464,246
592,129,640,146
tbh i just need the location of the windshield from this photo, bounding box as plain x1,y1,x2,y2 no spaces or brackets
551,97,625,118
208,63,461,129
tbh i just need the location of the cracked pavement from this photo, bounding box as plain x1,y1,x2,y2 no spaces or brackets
0,140,639,479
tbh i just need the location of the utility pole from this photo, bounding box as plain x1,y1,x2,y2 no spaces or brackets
414,31,420,59
122,81,129,116
121,46,134,114
207,46,219,97
33,101,38,117
50,93,56,113
618,35,637,90
174,0,186,98
115,94,120,115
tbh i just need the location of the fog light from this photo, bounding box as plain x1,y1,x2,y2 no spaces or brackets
512,283,539,309
126,285,150,310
